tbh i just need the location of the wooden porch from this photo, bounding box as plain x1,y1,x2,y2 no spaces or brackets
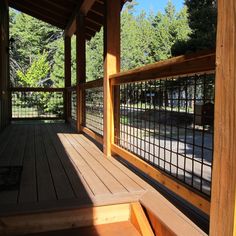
0,123,207,236
0,123,152,215
0,0,236,235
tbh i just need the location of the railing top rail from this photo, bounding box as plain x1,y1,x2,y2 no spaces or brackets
67,86,77,92
10,87,65,92
81,78,103,90
110,51,216,85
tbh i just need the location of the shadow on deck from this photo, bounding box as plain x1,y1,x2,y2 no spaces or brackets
0,122,151,216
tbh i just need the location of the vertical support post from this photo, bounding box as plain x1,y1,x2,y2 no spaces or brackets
210,0,236,235
76,14,86,133
103,0,121,156
0,0,10,129
64,35,71,122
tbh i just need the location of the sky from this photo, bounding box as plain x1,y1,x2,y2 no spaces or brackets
134,0,184,14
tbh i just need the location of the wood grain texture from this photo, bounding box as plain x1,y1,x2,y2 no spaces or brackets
81,126,103,144
26,222,141,236
209,0,236,235
0,124,150,216
140,191,207,236
130,202,154,236
110,51,215,85
111,143,210,215
0,204,131,235
103,0,121,156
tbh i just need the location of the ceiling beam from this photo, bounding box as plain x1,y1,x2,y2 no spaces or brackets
18,0,68,22
9,1,65,29
65,0,97,37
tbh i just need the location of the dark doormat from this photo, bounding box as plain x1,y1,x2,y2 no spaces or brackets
0,166,22,191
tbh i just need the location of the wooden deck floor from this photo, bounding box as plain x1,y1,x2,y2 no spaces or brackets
0,123,153,216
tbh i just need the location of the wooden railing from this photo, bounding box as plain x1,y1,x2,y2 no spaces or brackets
75,51,215,215
10,87,65,120
110,52,215,215
81,79,103,144
66,86,77,126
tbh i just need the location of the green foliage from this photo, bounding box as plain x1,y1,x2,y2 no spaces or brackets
16,52,50,87
10,9,62,86
150,1,191,60
50,38,64,87
9,1,216,116
172,0,217,55
121,10,155,70
86,29,104,81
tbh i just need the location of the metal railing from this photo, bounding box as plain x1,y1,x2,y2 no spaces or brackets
84,85,104,136
11,87,65,120
117,74,214,196
109,51,215,213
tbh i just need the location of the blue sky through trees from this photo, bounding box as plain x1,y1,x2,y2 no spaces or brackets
135,0,184,13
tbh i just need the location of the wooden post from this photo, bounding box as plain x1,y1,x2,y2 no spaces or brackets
103,0,121,156
76,14,86,133
210,0,236,235
64,35,71,123
0,0,9,129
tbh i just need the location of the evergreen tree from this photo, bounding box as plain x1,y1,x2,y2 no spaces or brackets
151,1,190,60
186,0,217,50
172,0,217,55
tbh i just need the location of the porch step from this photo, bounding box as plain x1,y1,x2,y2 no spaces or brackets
26,221,141,236
0,202,154,236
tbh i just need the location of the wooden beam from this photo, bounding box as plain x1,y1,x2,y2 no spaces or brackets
9,1,65,29
103,0,121,156
111,143,210,215
140,191,207,236
81,126,103,145
76,14,86,133
110,51,216,85
44,0,76,10
90,1,105,16
130,202,155,236
210,0,236,235
0,204,130,235
16,0,68,22
10,87,64,92
65,0,96,37
64,36,72,123
80,0,97,15
80,78,103,90
0,0,10,129
38,0,73,13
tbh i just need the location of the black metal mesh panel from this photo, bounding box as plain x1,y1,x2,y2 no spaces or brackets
71,90,77,121
85,87,103,135
115,74,214,196
12,91,64,119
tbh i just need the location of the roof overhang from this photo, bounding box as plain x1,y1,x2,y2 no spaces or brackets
8,0,128,40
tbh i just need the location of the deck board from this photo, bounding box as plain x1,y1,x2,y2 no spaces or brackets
41,125,75,200
0,123,153,216
18,125,37,203
35,125,57,202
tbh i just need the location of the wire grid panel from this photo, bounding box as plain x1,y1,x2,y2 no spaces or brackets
12,91,64,119
85,87,104,136
71,90,77,121
115,74,215,196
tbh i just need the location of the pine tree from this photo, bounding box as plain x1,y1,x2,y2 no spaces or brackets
151,1,190,60
185,0,217,50
172,0,217,55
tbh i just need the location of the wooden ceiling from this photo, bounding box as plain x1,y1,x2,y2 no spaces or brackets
8,0,128,40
